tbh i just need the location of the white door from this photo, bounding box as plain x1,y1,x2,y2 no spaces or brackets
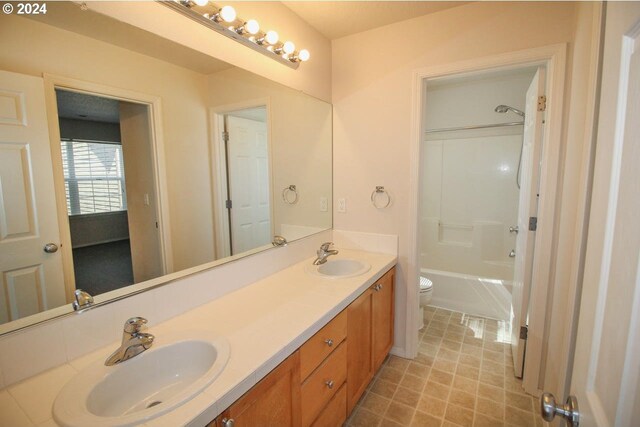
0,70,66,323
226,115,271,255
511,67,545,377
562,3,640,427
119,102,164,283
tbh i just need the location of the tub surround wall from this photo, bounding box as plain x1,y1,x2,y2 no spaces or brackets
0,233,396,426
421,132,521,281
420,72,533,280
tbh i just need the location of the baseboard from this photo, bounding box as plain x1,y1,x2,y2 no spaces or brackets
72,237,129,249
390,346,410,359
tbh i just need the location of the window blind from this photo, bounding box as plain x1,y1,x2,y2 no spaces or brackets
61,139,127,215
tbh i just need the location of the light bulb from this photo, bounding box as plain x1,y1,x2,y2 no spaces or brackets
298,49,310,62
265,30,279,45
193,0,208,6
219,5,236,23
283,41,295,55
245,19,260,35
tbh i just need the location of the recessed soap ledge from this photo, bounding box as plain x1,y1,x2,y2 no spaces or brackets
0,230,397,426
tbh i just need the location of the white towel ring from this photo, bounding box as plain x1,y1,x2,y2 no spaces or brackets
282,185,299,204
371,186,391,209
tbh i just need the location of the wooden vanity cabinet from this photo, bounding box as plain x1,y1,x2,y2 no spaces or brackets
217,352,301,427
372,268,395,371
300,310,348,426
345,288,374,414
213,266,396,427
346,267,396,413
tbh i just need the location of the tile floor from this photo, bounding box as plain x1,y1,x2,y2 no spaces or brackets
346,306,542,427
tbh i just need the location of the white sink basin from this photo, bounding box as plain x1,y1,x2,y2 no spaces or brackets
306,258,371,279
53,331,230,427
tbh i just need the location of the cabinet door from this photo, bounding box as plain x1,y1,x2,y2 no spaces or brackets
346,289,373,414
310,384,347,427
219,352,301,427
372,268,395,371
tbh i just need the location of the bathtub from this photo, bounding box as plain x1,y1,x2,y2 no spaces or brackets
421,268,512,321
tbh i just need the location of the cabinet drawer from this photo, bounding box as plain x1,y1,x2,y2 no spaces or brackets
301,342,347,427
310,384,346,427
300,310,347,380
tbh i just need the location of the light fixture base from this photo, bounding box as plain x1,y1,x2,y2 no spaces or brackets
160,1,300,70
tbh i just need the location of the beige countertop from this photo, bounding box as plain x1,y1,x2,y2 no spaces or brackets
0,248,397,427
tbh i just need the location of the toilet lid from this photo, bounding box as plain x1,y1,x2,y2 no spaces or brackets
420,276,433,291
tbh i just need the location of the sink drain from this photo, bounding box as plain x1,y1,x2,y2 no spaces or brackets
146,401,162,408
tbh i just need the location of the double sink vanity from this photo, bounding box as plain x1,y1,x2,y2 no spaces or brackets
43,244,397,427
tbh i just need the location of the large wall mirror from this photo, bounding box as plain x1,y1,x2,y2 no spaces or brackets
0,2,332,333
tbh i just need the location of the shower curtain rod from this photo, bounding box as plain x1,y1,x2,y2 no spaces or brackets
425,121,524,134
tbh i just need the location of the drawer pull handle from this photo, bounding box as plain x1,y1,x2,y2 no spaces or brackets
374,283,382,291
324,338,333,347
325,380,334,389
222,418,235,427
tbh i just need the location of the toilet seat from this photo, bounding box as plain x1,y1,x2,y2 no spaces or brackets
420,276,433,292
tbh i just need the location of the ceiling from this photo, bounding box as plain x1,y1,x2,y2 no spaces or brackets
282,1,469,40
56,90,120,123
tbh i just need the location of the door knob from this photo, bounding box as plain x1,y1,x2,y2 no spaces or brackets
509,226,519,233
540,392,579,427
43,243,59,253
509,250,516,258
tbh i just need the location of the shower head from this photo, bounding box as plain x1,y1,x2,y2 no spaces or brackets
495,104,525,117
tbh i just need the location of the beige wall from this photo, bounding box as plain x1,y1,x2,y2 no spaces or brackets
0,14,215,271
332,1,596,365
207,68,332,239
88,1,332,102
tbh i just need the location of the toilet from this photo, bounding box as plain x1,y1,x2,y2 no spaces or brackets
418,276,433,330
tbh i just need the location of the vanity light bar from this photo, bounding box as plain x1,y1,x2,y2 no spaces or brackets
160,1,310,70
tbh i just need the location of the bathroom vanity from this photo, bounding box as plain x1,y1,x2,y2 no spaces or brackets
209,267,395,427
0,242,398,427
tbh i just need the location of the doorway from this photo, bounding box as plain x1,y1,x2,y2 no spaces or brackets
408,44,568,398
53,88,164,296
212,103,273,258
419,66,545,380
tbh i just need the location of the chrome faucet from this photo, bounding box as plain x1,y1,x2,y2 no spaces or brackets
313,242,339,265
104,317,155,366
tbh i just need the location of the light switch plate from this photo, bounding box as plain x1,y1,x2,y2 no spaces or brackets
320,197,328,212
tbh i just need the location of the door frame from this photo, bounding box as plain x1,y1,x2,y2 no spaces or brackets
42,74,174,301
209,98,273,259
408,44,567,394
